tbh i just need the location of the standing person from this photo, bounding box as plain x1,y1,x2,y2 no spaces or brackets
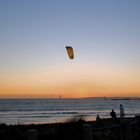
120,104,125,117
96,115,101,121
110,109,116,118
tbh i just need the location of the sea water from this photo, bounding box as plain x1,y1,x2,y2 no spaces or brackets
0,98,140,125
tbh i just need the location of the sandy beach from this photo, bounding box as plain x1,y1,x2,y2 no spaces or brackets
0,116,140,140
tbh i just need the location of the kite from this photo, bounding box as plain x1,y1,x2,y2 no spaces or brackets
65,46,74,59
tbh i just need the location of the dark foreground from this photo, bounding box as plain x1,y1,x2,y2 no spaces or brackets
0,116,140,140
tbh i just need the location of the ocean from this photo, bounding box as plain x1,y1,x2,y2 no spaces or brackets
0,97,140,125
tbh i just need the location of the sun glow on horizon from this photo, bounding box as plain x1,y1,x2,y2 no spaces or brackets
1,63,140,98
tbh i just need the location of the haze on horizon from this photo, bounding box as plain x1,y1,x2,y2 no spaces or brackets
0,0,140,98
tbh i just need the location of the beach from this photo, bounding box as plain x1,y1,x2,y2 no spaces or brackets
0,98,140,125
0,116,140,140
0,98,140,139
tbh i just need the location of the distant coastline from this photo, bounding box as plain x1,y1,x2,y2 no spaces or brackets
0,96,140,100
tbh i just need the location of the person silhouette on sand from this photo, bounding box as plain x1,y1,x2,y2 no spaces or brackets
120,104,125,118
110,109,116,118
96,115,101,121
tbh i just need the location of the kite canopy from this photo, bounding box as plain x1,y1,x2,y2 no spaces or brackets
65,46,74,59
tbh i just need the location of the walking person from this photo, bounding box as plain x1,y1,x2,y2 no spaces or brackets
120,104,125,117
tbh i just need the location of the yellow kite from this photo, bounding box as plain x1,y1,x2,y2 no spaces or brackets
65,46,74,59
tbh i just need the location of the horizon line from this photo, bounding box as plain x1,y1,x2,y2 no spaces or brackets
0,96,140,99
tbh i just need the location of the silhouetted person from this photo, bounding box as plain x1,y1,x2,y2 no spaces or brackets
110,109,116,118
96,115,101,121
120,104,125,117
96,114,102,127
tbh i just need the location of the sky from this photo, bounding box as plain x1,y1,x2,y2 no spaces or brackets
0,0,140,98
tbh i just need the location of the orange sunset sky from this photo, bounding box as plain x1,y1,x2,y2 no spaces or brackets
1,0,140,98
